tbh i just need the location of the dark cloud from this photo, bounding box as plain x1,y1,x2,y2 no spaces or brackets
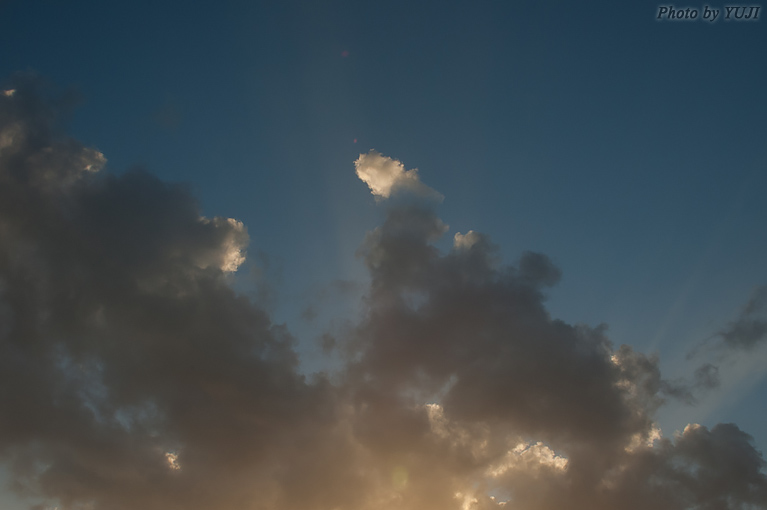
720,285,767,351
351,206,667,452
0,78,765,510
692,363,720,391
659,363,721,405
0,76,348,510
683,285,767,398
343,151,767,509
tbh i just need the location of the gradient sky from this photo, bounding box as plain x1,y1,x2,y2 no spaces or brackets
1,1,766,509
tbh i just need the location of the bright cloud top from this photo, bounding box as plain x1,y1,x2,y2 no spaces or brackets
453,230,482,250
355,149,443,201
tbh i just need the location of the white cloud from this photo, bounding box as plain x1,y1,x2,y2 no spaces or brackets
194,217,248,273
165,452,181,471
453,231,481,250
82,148,106,173
355,150,443,201
486,442,569,478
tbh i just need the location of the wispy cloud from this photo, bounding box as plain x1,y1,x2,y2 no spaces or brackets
720,285,767,351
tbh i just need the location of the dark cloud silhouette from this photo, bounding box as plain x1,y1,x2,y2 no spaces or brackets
0,77,765,510
350,204,676,452
0,77,348,510
720,285,767,351
683,285,767,398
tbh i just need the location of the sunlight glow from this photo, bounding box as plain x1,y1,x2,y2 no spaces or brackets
165,452,181,471
487,442,568,478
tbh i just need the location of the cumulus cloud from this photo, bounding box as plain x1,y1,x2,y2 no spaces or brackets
345,151,767,509
355,150,443,201
0,78,765,510
0,77,340,510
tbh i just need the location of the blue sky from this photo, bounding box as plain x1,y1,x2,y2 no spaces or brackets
1,1,766,509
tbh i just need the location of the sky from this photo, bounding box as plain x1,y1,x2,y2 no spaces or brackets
1,1,766,509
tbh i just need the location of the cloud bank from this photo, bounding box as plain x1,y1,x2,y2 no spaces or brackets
0,77,765,510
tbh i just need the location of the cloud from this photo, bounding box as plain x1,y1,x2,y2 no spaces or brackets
0,77,765,510
0,76,341,510
344,152,767,508
355,150,443,201
350,195,653,451
682,285,767,399
720,285,767,351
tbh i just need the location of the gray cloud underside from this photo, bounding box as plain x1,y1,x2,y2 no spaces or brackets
1,77,765,510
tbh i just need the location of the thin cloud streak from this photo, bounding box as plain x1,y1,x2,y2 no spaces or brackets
720,285,767,351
